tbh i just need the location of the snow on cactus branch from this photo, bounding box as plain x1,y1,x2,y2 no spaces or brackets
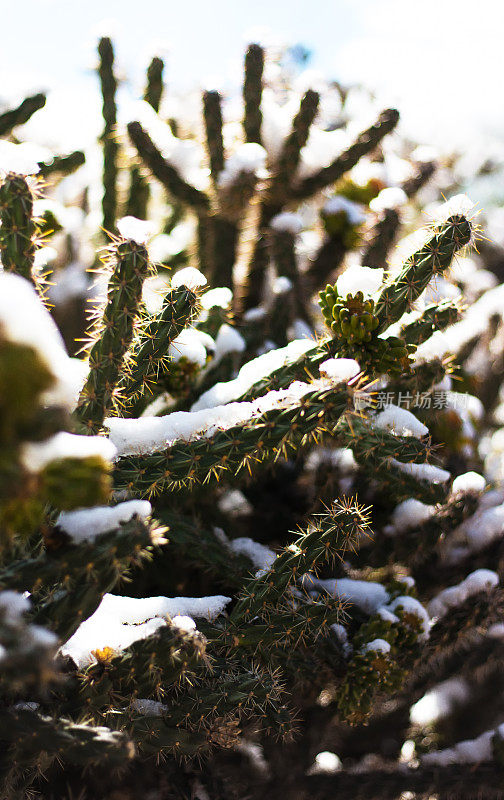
0,273,84,409
61,592,231,668
107,380,324,457
56,499,152,543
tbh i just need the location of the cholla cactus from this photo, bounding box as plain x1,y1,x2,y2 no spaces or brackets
2,36,504,800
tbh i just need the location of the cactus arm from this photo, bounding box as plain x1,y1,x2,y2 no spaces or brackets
243,44,264,144
292,109,400,201
76,237,151,431
144,56,164,112
38,150,86,179
127,121,210,211
0,93,46,136
0,174,36,283
375,215,472,331
120,285,200,405
203,90,225,182
112,383,352,496
97,37,118,234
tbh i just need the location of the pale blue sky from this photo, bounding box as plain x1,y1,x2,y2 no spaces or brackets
1,0,503,153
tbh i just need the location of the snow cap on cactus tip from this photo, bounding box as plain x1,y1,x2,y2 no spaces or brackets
200,287,233,310
373,405,428,439
0,140,43,176
336,265,384,299
370,187,407,213
171,267,207,291
117,216,156,244
270,212,303,234
319,358,360,383
21,432,116,473
432,194,476,224
450,471,486,497
56,500,151,544
362,638,391,655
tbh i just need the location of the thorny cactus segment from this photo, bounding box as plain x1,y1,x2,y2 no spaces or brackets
121,285,200,403
375,214,473,330
0,173,37,283
76,238,151,431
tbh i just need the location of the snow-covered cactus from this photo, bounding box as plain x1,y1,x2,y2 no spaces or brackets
2,35,504,800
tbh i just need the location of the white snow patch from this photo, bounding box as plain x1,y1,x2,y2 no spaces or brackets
319,358,360,383
107,381,318,457
386,499,436,536
171,267,207,291
191,338,317,411
370,187,407,212
21,432,116,473
0,140,43,176
373,405,428,439
270,212,303,234
117,216,155,245
451,472,486,496
56,500,152,543
422,724,504,766
218,142,267,188
0,273,84,409
428,569,499,619
213,324,246,363
337,265,384,298
411,677,470,726
61,593,231,668
362,638,391,654
303,576,389,615
200,287,232,310
390,459,450,485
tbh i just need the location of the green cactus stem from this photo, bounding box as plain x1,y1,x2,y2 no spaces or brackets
230,499,369,623
97,37,118,234
120,285,200,406
113,382,354,496
203,90,225,181
399,300,461,346
76,238,151,432
375,215,472,331
38,150,86,179
243,44,264,144
0,174,36,283
144,56,164,112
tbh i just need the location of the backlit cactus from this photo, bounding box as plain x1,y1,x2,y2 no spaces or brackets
1,34,504,800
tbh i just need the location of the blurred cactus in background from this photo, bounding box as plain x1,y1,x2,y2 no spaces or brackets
1,35,504,800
